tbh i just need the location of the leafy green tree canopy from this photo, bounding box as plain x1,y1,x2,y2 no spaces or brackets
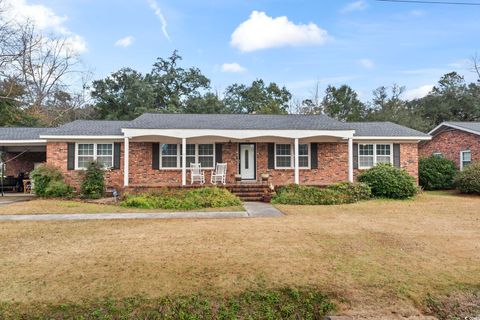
322,85,366,121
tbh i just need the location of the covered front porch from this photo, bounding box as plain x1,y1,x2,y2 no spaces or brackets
121,128,355,188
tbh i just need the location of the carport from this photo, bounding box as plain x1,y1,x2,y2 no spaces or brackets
0,128,49,195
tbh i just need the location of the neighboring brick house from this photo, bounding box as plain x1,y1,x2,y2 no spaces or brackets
1,114,430,191
419,122,480,170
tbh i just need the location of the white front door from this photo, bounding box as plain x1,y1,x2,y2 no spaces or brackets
240,144,255,180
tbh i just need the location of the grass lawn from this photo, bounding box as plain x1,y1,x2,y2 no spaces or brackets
0,199,245,214
0,191,479,318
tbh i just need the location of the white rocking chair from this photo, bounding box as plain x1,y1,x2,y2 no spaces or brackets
190,163,205,185
211,163,227,185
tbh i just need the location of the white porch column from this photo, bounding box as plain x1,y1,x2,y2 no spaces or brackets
348,137,354,183
294,138,299,185
182,138,187,186
123,137,129,187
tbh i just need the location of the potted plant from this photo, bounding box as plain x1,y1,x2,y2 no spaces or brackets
261,172,269,182
262,189,272,202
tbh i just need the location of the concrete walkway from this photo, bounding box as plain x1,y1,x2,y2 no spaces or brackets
0,202,283,221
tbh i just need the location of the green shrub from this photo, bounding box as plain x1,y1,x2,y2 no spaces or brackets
419,156,457,190
121,187,242,210
454,162,480,194
327,182,372,202
44,180,74,198
80,161,105,199
358,163,418,199
30,165,66,197
272,184,353,205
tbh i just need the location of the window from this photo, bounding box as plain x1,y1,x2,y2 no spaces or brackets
275,144,292,168
159,143,215,169
275,144,310,169
198,144,214,168
76,143,114,170
460,150,471,171
299,144,310,168
161,144,179,168
433,152,443,158
376,144,391,164
358,144,393,169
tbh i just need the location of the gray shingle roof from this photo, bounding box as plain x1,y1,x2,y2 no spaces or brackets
436,122,480,135
127,113,349,130
44,120,131,136
348,122,430,137
0,127,54,140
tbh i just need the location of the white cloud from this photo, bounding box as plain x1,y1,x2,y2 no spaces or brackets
146,0,170,41
404,85,434,100
221,62,246,73
231,11,329,52
341,1,368,13
2,0,87,53
358,58,374,69
115,36,135,47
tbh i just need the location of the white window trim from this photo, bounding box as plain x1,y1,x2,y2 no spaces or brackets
432,152,443,157
274,143,310,169
75,142,114,170
358,143,393,170
460,150,471,171
159,143,215,170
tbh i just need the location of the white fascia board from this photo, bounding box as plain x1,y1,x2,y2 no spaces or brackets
428,123,480,136
121,128,355,139
354,136,431,141
39,135,124,140
0,140,47,145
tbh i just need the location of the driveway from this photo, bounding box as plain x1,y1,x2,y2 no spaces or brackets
0,194,35,206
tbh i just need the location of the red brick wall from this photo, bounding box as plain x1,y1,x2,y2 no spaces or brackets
46,140,420,189
256,142,349,185
419,128,480,168
353,143,419,183
46,142,124,190
3,152,46,176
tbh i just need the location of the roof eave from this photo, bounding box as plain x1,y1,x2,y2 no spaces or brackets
428,122,480,136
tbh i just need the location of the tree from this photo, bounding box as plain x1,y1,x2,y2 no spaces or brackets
223,79,291,114
415,72,480,126
91,68,155,120
147,50,210,113
184,92,228,114
0,78,38,126
322,85,366,121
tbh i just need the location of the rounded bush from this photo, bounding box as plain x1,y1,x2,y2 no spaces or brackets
30,164,65,197
358,164,418,199
44,180,74,198
454,162,480,194
419,156,457,190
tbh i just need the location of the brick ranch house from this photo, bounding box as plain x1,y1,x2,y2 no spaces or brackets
0,114,430,192
419,122,480,170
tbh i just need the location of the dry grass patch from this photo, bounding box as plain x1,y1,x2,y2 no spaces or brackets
0,199,244,215
0,191,479,318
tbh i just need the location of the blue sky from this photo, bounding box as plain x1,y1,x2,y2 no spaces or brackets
6,0,480,101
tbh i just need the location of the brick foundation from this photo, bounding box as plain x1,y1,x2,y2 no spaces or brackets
419,128,480,168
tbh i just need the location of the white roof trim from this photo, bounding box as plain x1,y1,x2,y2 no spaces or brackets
354,136,431,141
0,139,47,145
39,135,124,140
428,122,480,136
121,128,355,139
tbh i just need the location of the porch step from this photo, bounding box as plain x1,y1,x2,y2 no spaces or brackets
226,185,271,202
